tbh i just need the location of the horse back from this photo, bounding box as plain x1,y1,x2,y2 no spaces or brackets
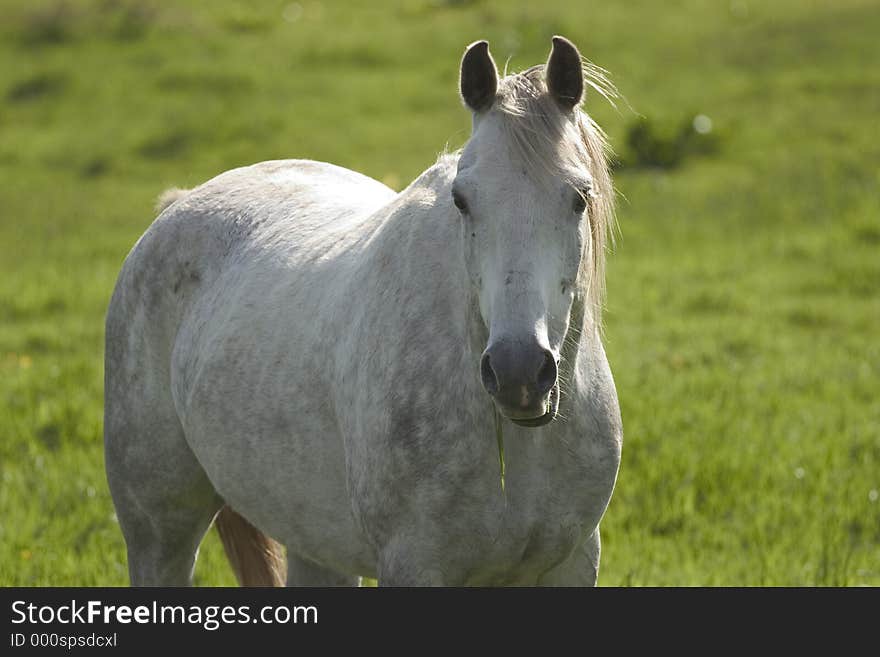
107,158,395,346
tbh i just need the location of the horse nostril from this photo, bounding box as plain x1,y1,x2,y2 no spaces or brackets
536,350,557,396
480,353,499,395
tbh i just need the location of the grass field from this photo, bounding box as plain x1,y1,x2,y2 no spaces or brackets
1,0,877,586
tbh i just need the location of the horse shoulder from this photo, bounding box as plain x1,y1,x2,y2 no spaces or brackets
556,335,623,507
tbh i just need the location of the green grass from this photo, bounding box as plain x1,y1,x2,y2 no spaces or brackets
1,0,877,586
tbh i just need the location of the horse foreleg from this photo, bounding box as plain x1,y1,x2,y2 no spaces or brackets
376,539,451,586
536,527,601,587
285,553,360,587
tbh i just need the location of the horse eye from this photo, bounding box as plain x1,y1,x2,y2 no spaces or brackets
573,191,587,214
452,190,468,212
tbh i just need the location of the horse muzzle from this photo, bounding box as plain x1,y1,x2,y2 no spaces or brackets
480,339,559,428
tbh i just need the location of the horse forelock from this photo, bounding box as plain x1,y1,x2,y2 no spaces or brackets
490,63,618,325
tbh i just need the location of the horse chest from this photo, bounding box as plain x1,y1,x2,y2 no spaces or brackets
457,435,617,583
357,398,619,583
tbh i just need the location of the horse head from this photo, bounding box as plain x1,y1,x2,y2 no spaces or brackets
454,36,614,427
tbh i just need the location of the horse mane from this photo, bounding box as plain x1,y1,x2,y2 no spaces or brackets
492,62,618,324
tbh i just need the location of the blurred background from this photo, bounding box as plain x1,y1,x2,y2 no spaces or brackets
1,0,877,585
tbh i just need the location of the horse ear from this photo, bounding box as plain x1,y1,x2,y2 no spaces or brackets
546,35,584,110
460,40,498,112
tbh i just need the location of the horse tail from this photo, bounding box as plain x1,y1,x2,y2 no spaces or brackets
215,506,287,587
154,187,190,213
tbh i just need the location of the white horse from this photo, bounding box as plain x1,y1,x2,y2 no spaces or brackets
104,36,622,586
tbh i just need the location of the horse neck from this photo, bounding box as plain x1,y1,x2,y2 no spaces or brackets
366,155,474,337
391,157,489,379
560,293,596,387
